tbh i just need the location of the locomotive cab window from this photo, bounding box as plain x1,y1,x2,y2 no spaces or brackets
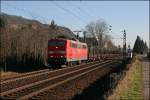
57,41,66,46
48,41,56,46
48,40,66,46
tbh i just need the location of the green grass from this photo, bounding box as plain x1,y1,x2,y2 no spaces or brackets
120,59,143,100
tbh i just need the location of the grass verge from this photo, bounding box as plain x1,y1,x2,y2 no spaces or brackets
108,57,143,100
120,58,143,100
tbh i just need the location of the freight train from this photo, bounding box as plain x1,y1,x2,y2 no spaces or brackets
48,38,88,68
47,38,125,68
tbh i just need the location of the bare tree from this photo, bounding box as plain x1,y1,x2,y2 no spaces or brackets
95,20,108,48
85,22,95,38
85,19,109,54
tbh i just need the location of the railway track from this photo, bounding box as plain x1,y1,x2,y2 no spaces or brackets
1,69,49,82
0,60,118,99
1,55,121,82
1,62,90,82
0,61,100,94
34,61,121,100
0,61,99,93
29,61,120,100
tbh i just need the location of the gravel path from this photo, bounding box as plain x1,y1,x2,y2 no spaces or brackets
141,56,150,100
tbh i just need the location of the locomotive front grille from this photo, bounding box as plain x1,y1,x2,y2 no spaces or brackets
48,58,66,65
48,51,66,54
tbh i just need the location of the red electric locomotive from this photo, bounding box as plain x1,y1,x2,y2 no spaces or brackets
48,38,88,68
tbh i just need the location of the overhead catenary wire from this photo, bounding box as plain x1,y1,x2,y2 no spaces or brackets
109,31,123,39
107,25,123,39
80,1,97,19
68,3,88,19
3,1,123,43
51,1,92,35
63,1,98,36
51,1,88,25
82,1,100,19
48,1,84,31
109,30,124,48
3,2,83,31
2,3,47,24
67,1,94,19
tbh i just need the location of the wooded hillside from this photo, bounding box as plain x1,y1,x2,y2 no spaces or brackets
0,13,76,68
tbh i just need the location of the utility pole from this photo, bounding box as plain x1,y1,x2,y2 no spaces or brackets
123,30,126,59
149,28,150,52
83,31,87,42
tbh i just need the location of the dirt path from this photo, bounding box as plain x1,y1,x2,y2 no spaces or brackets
141,56,150,100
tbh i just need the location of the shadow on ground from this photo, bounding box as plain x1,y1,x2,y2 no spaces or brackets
72,60,130,100
1,63,47,73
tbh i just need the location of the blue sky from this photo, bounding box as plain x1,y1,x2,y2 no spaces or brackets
1,1,149,48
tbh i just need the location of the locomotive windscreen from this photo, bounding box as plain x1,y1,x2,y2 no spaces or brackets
48,40,66,47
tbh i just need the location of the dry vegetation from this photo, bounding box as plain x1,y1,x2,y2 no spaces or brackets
0,71,19,79
108,57,143,100
0,13,75,69
0,13,120,70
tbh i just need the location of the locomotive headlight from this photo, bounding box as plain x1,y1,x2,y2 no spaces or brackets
50,56,53,58
60,56,63,58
